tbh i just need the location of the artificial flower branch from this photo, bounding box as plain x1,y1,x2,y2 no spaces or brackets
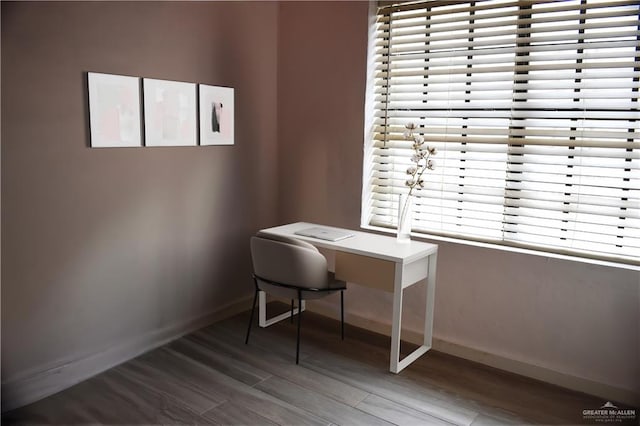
403,123,436,197
397,123,437,236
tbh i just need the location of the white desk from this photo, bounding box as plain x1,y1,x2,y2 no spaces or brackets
258,222,438,373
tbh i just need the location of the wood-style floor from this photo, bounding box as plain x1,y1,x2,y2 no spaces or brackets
3,304,630,425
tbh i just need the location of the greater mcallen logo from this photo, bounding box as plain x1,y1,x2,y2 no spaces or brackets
582,402,637,423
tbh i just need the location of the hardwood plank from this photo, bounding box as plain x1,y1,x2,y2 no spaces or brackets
120,345,328,426
304,356,478,426
470,413,521,426
168,334,272,386
115,351,224,414
356,393,458,426
4,367,206,425
162,347,330,426
203,400,279,426
222,388,331,426
95,368,206,424
2,382,100,425
254,375,394,426
214,309,316,362
126,347,233,404
192,324,370,407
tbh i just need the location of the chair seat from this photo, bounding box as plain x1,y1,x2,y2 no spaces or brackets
256,272,346,300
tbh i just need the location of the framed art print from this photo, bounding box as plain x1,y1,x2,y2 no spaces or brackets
199,85,234,145
143,78,197,147
88,72,142,148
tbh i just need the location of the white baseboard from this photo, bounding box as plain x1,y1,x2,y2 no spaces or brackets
306,302,640,407
1,296,253,413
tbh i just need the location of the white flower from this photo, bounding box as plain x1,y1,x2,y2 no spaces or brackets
411,153,422,163
405,179,415,187
403,130,412,139
413,135,425,145
406,166,417,175
427,159,435,170
428,146,437,155
405,122,417,130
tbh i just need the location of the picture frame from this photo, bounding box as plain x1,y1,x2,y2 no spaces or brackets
143,78,197,147
88,72,142,148
199,85,235,146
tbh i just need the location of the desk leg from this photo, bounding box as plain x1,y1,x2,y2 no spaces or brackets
424,252,437,348
390,264,404,373
389,253,437,374
259,291,306,328
259,291,267,327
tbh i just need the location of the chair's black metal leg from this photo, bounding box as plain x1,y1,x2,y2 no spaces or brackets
296,291,302,364
245,287,259,345
291,299,294,323
341,290,345,340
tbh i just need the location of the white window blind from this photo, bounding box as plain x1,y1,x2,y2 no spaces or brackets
365,0,640,265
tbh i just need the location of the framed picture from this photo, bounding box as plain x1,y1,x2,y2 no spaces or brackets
143,78,197,147
88,72,142,148
199,85,234,145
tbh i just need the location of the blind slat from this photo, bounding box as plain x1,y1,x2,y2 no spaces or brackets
377,0,638,22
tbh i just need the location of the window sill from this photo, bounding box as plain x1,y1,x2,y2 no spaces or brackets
361,224,640,272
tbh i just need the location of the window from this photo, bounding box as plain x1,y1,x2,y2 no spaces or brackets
364,0,640,265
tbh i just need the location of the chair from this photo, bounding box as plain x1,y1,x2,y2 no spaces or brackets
245,231,346,364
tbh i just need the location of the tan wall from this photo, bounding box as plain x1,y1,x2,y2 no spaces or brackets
1,0,278,394
277,1,640,398
277,1,366,228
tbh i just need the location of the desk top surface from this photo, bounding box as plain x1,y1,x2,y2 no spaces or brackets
260,222,438,263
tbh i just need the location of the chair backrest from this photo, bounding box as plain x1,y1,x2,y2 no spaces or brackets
250,232,329,290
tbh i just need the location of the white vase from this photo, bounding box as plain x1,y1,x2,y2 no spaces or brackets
397,193,412,243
